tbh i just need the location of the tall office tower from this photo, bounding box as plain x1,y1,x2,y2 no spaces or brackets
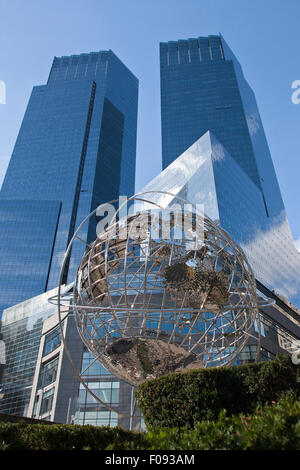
0,51,138,317
159,35,300,309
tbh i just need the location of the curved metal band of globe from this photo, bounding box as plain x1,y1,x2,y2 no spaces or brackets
51,298,271,311
56,191,264,418
51,289,275,312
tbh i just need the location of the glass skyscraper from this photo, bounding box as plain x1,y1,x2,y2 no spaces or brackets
0,50,138,317
158,34,300,309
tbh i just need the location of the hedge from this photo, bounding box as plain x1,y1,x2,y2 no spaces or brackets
0,422,145,451
143,394,300,450
0,394,299,450
135,354,300,428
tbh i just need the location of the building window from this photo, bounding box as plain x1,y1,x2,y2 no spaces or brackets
32,395,39,418
81,350,111,376
140,418,147,431
75,410,118,427
43,327,61,356
38,356,59,389
40,387,55,415
238,345,275,363
41,415,51,421
78,381,119,405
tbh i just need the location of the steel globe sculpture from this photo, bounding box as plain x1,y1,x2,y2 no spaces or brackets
69,192,259,387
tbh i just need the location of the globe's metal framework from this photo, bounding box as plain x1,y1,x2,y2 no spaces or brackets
55,192,262,394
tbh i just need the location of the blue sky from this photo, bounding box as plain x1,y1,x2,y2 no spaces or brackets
0,0,299,246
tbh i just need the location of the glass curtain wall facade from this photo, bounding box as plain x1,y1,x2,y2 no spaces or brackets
0,50,138,317
142,131,300,309
0,286,68,416
73,349,143,430
16,289,143,429
0,200,61,314
142,132,300,363
159,35,300,309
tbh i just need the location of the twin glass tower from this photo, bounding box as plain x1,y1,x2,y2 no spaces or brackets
0,34,299,318
156,34,300,308
0,51,138,315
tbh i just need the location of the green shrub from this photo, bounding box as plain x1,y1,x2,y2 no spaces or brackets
1,395,299,450
0,423,146,450
142,393,300,450
135,355,300,428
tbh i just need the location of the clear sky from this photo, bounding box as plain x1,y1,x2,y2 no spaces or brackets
0,0,299,247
